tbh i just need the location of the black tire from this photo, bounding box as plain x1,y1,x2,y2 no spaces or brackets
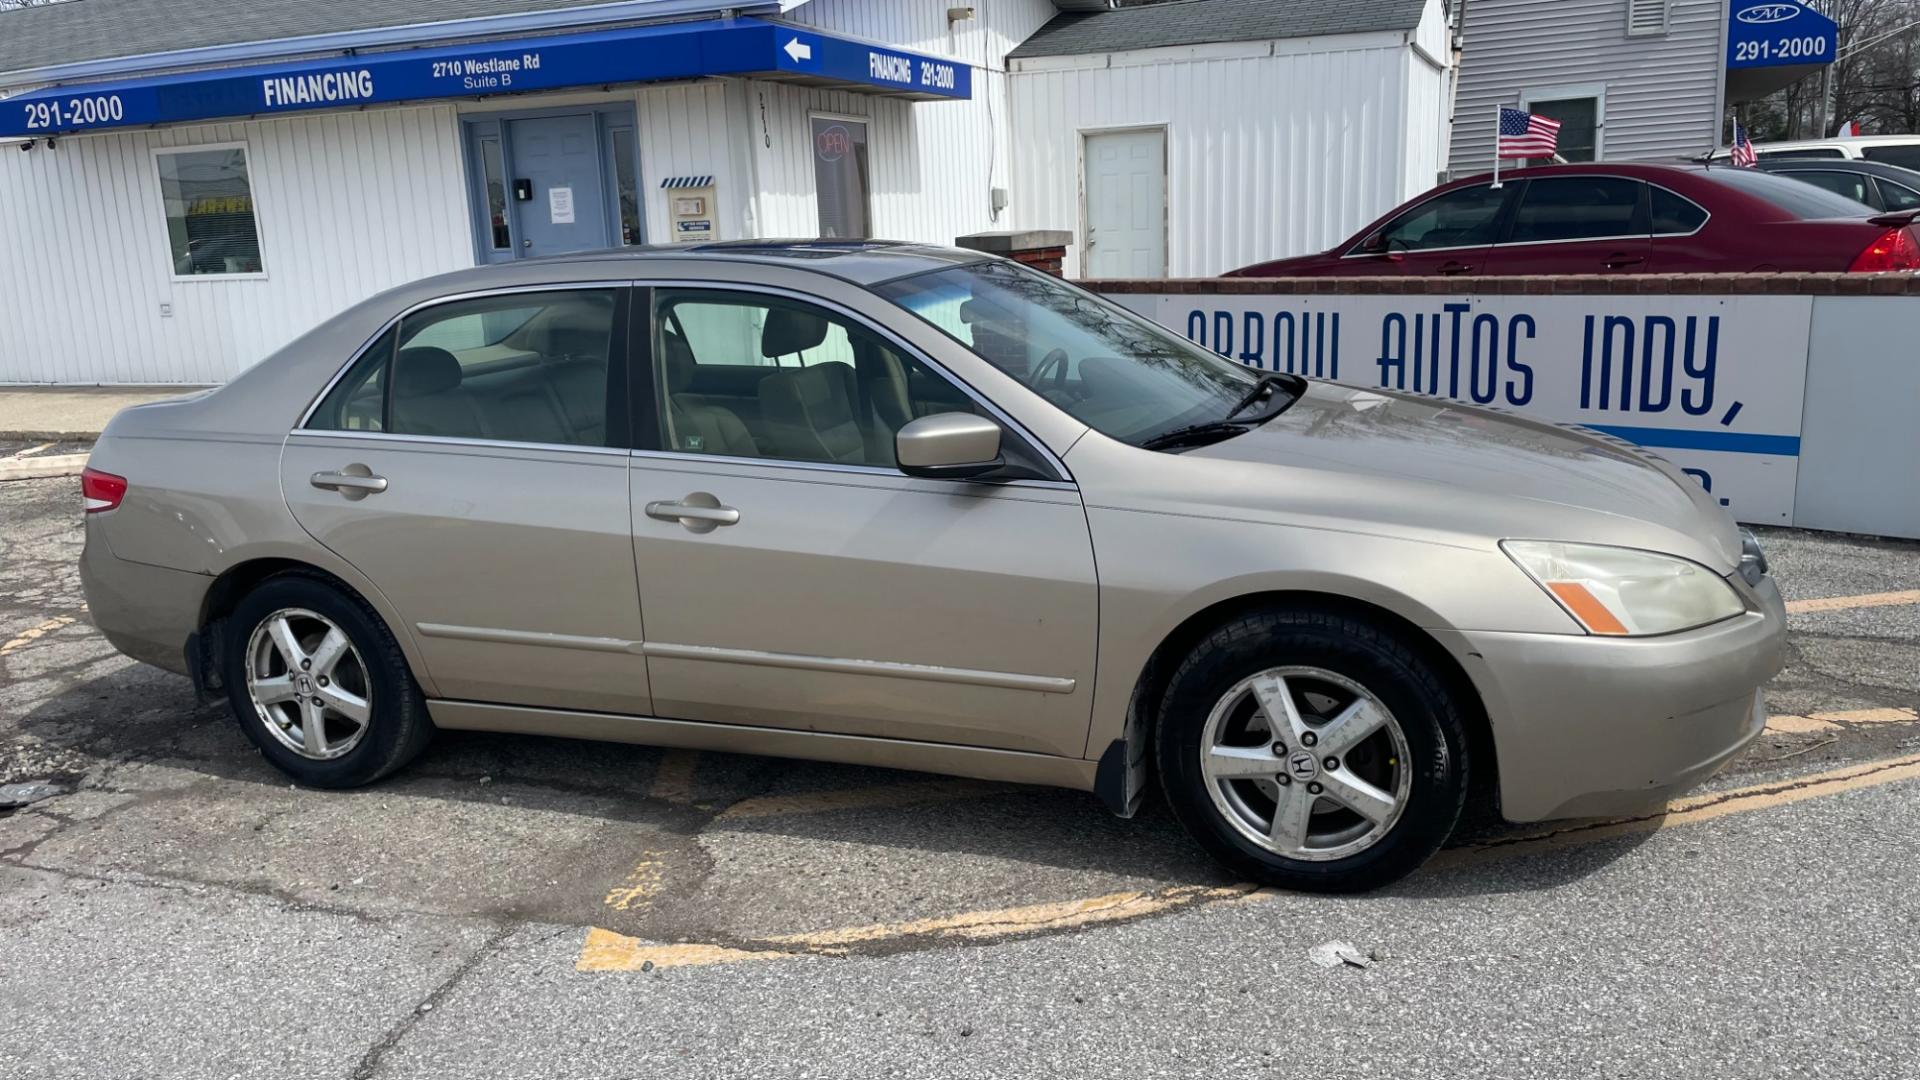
222,572,434,788
1155,607,1469,893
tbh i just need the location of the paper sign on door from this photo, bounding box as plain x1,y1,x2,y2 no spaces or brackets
548,186,575,225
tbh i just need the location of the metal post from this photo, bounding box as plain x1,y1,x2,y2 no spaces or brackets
1491,102,1503,189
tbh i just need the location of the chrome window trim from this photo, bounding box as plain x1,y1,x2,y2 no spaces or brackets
1335,177,1711,259
294,280,627,433
625,447,1079,492
288,427,631,459
640,277,1076,485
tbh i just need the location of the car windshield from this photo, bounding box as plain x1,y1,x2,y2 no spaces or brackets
1697,167,1877,219
875,260,1269,446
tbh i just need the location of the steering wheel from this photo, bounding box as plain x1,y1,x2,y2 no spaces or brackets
1027,348,1069,393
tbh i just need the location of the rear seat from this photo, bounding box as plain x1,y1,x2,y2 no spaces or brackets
391,345,609,447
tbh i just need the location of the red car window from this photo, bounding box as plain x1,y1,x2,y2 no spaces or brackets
1507,178,1643,243
1376,185,1507,252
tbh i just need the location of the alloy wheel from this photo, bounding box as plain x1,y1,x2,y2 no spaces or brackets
244,607,373,761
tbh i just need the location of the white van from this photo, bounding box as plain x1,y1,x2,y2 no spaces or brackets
1712,135,1920,170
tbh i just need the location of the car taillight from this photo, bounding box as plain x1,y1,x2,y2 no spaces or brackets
81,467,127,513
1849,226,1920,272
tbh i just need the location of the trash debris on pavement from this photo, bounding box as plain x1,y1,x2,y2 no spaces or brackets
1309,940,1375,970
0,781,68,809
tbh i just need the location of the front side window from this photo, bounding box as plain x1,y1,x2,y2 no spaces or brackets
157,146,264,276
877,260,1269,449
654,290,989,467
1507,177,1644,244
1785,170,1874,207
811,116,871,239
1374,184,1509,252
308,289,619,447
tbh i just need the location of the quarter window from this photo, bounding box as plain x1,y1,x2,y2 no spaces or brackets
1650,187,1709,235
811,116,872,239
308,289,620,448
1507,177,1644,244
156,146,265,276
654,290,986,468
1373,184,1508,252
1876,179,1920,211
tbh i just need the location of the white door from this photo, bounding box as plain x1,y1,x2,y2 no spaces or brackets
1083,129,1166,278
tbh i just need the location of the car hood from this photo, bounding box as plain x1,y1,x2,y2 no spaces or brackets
1185,380,1743,570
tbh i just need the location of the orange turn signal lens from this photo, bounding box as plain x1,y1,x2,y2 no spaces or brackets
1544,581,1631,636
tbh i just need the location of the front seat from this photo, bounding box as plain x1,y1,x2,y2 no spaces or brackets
661,333,758,457
390,346,489,438
758,362,867,464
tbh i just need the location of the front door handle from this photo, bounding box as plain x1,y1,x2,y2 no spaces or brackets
1437,260,1473,275
1605,253,1647,270
311,468,387,499
645,492,740,533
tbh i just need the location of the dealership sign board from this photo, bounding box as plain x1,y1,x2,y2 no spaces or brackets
1107,293,1813,525
2,18,969,138
1728,1,1838,68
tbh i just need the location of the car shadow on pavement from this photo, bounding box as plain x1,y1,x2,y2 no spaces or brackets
13,662,1649,927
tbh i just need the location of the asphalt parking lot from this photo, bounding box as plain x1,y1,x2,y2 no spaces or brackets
4,471,1919,1079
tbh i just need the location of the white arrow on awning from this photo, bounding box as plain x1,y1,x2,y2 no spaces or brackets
783,37,813,62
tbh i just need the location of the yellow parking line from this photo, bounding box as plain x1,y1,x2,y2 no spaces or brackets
602,852,672,912
647,750,700,805
1770,707,1918,733
577,749,1920,972
1785,590,1920,615
715,778,1007,821
0,616,76,657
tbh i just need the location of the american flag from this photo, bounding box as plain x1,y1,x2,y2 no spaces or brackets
1498,106,1561,159
1731,122,1758,168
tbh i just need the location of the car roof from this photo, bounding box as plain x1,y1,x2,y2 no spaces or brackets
1449,161,1714,186
1754,134,1920,151
406,240,992,298
1757,157,1920,182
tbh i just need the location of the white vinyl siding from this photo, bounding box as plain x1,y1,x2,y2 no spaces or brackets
1010,0,1452,277
1451,0,1722,174
0,106,470,384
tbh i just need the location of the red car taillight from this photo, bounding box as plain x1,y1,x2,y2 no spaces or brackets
1849,226,1920,272
81,467,127,513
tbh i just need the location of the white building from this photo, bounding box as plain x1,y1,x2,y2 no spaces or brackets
0,0,1452,384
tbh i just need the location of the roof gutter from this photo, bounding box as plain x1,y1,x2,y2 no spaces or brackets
0,0,787,90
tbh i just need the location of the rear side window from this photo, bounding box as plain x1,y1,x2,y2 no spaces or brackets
306,289,623,448
1506,177,1644,243
1650,187,1709,235
1695,168,1873,219
1877,178,1920,211
1862,145,1920,170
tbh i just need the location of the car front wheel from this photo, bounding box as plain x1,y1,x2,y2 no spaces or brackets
222,572,433,788
1156,607,1470,892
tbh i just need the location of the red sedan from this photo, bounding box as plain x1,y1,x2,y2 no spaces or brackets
1228,162,1920,277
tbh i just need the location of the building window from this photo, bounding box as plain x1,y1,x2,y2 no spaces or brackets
811,115,871,239
1524,96,1602,162
610,126,642,245
1626,0,1669,36
156,146,264,276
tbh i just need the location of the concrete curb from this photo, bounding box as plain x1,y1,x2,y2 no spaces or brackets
0,453,90,481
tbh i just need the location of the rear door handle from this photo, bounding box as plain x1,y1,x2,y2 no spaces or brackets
1605,253,1647,269
1437,260,1473,275
310,469,387,497
645,492,740,533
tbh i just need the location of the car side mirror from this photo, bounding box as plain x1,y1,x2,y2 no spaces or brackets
1360,232,1388,254
896,413,1004,481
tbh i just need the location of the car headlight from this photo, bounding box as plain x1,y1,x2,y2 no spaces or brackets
1501,540,1746,637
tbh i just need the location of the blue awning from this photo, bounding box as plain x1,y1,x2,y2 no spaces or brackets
1725,2,1837,103
1,18,971,138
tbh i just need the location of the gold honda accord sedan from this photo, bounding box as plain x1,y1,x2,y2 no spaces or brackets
80,242,1786,891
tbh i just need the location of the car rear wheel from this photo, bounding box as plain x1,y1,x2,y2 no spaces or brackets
1156,607,1469,892
223,573,433,788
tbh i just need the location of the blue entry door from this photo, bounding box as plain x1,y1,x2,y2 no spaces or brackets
508,113,609,257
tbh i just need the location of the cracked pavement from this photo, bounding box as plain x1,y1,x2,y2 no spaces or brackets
3,473,1919,1078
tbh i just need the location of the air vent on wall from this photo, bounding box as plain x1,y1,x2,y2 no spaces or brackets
1627,0,1670,36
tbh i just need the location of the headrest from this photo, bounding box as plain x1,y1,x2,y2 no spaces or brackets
393,347,462,397
661,332,696,392
761,307,828,358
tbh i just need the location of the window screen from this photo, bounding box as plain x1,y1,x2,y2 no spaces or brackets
1527,98,1599,162
811,117,872,239
157,147,264,276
